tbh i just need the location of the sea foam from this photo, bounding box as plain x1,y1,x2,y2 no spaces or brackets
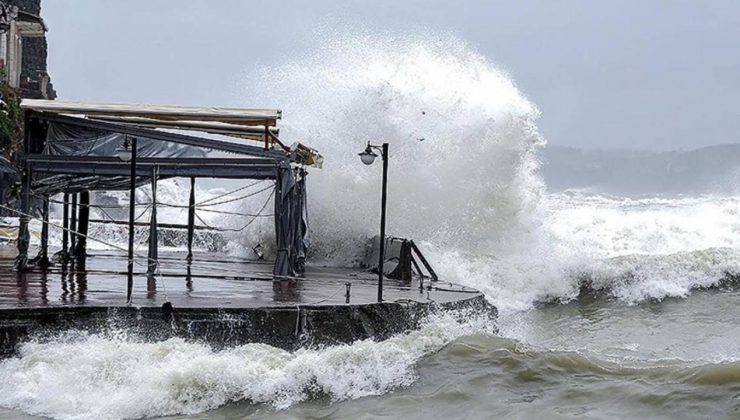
0,310,493,420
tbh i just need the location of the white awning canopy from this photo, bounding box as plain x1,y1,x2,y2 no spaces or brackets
21,99,323,167
80,115,279,141
21,99,281,127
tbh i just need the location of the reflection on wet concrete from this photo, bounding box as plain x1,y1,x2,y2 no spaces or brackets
272,279,301,302
147,274,157,300
0,248,478,309
185,264,193,293
39,270,48,305
74,269,87,304
15,273,28,305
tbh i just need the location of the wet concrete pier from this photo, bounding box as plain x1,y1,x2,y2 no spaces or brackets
0,248,493,357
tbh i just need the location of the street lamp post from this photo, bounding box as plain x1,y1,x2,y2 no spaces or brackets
358,142,389,303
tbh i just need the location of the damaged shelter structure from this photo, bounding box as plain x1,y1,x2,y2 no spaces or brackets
12,99,316,299
0,99,492,354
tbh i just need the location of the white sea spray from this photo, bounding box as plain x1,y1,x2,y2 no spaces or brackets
0,310,494,420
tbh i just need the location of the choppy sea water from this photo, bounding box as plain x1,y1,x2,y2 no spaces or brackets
3,289,740,419
203,290,740,420
3,192,740,420
3,30,740,419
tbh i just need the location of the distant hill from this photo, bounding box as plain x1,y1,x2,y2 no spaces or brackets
541,144,740,195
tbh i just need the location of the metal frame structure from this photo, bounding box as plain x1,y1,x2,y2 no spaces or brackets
13,100,315,300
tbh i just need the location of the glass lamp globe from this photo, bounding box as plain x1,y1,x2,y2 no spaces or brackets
117,138,133,162
117,148,132,162
358,146,377,165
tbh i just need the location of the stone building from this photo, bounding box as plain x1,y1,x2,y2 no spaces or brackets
0,0,55,99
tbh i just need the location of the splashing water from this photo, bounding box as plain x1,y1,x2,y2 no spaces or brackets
0,32,536,420
30,29,740,311
546,192,740,303
30,30,558,309
3,28,740,420
243,31,740,311
245,31,556,311
0,310,494,420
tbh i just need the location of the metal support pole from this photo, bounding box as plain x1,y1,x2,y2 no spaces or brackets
61,193,69,261
15,111,32,271
186,176,195,263
37,195,50,268
14,167,31,271
377,143,389,303
69,193,77,256
147,167,158,276
74,191,90,258
127,137,138,303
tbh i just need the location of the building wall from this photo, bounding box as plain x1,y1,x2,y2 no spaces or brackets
19,36,54,99
2,0,55,99
4,0,39,16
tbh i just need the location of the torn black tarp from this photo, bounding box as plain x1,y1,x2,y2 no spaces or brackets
273,164,309,279
273,162,296,279
44,121,210,159
292,169,308,274
16,108,313,281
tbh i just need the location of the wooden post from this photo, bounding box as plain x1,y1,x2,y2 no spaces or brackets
186,177,195,263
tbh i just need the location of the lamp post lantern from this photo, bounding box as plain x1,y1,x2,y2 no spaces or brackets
358,142,389,302
117,138,133,162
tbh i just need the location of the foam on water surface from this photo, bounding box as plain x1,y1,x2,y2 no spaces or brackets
4,28,740,419
0,310,494,420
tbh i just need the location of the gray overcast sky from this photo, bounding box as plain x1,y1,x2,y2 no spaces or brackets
42,0,740,151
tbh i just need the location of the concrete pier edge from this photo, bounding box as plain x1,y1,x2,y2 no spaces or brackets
0,293,496,357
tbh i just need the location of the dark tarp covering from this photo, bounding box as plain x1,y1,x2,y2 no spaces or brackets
292,170,307,273
273,163,308,278
35,121,267,194
33,174,150,195
17,119,310,280
44,121,209,159
273,162,295,278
